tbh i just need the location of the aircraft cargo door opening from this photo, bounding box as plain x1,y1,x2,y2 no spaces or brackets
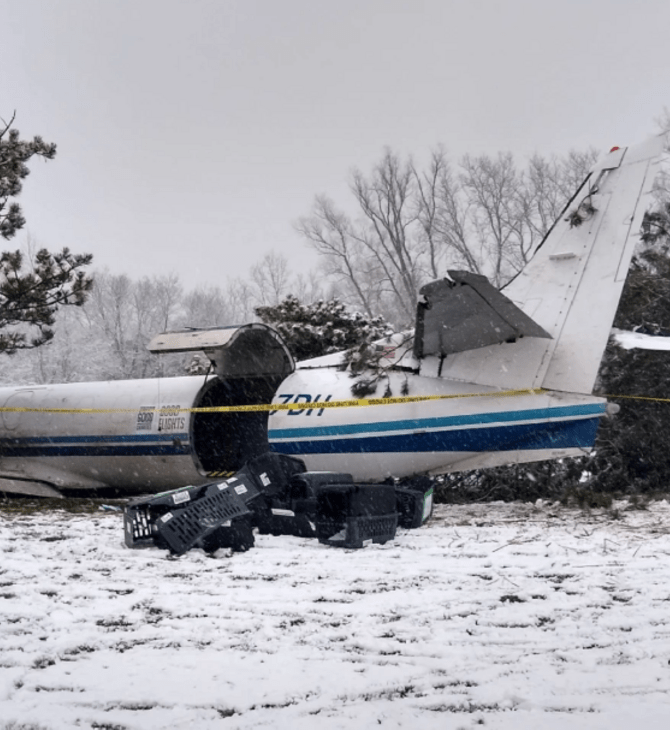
147,323,296,478
191,375,282,474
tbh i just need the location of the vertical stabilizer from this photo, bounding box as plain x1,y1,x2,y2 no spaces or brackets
436,134,665,394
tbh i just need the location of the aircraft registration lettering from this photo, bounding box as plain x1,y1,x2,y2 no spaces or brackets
273,394,333,417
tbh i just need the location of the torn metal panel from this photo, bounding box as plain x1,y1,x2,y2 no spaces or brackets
414,271,551,359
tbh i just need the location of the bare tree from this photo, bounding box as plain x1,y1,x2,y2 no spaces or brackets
298,145,598,324
181,284,231,327
81,271,184,379
298,150,426,324
291,271,326,305
225,278,256,324
134,274,182,337
350,149,423,321
84,271,134,377
249,251,293,307
459,152,526,285
423,151,482,276
296,195,383,318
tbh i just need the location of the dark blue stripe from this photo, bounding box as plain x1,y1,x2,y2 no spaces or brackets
270,417,600,455
0,444,192,458
0,433,191,458
0,432,189,445
269,404,605,440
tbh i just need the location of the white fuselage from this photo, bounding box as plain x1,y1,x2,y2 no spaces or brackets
0,368,605,495
0,135,662,497
268,368,605,480
0,378,205,492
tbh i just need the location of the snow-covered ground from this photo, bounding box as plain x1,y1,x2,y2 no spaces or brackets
612,329,670,351
2,500,670,730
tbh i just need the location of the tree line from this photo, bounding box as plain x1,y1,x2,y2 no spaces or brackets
1,111,603,383
0,257,332,385
5,110,670,501
297,146,597,325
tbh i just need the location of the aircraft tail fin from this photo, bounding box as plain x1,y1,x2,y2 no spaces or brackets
432,134,666,394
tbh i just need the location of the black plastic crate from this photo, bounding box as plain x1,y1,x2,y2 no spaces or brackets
290,472,354,503
123,451,307,551
219,471,262,506
395,483,434,529
258,504,316,538
316,484,397,549
154,481,251,555
124,482,212,548
237,452,307,499
257,471,354,537
238,452,306,532
287,472,355,537
198,515,255,553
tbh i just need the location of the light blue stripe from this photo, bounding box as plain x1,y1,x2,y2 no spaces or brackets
269,403,605,441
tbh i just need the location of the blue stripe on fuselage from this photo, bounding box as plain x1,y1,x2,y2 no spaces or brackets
269,404,605,441
0,433,191,458
269,405,603,455
271,418,600,455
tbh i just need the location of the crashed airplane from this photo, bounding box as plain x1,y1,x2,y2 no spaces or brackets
0,135,665,498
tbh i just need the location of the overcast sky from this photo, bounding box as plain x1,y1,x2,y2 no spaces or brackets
2,0,669,292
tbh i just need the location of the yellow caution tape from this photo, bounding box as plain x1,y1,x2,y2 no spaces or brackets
601,394,670,403
2,389,664,416
0,388,549,415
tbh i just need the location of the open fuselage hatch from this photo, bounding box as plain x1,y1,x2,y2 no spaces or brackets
190,370,278,474
151,324,296,478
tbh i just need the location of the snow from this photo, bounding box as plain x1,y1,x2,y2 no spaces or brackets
612,330,670,351
2,501,670,729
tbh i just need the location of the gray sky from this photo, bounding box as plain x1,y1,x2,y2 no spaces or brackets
2,0,669,291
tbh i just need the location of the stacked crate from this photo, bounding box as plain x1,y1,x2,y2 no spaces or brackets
124,451,435,555
124,480,252,555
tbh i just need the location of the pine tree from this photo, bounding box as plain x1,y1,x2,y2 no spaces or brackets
589,247,670,494
0,114,56,240
0,114,93,354
255,295,390,362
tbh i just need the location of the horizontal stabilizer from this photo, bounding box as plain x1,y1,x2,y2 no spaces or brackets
414,271,551,358
432,135,665,393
